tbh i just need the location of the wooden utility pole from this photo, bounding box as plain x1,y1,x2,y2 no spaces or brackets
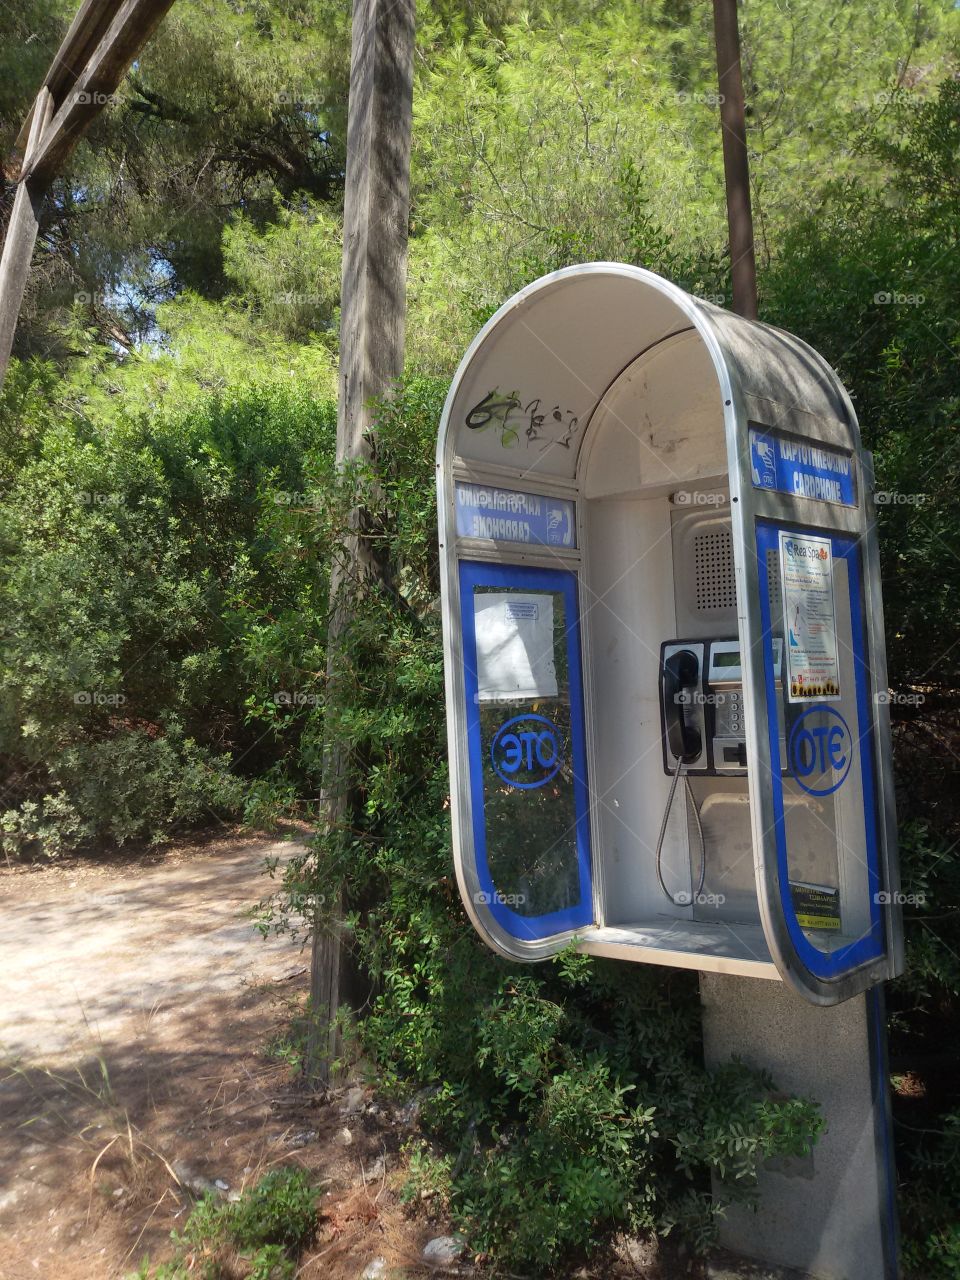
712,0,758,319
305,0,416,1084
0,0,176,384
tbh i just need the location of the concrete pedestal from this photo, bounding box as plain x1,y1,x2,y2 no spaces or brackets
700,974,899,1280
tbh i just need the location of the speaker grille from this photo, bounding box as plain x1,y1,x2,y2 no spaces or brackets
694,528,736,611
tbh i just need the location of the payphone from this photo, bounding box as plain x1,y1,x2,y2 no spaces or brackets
437,263,903,1006
659,637,786,775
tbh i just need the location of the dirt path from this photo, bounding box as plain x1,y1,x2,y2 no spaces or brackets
0,833,456,1280
0,833,306,1063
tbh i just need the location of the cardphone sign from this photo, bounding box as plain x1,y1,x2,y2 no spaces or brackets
437,263,902,1007
750,427,856,506
455,481,576,547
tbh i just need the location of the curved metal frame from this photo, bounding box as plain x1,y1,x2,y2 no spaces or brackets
436,263,903,1003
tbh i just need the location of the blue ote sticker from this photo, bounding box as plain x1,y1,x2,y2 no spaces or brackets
750,428,856,507
788,706,853,796
491,714,563,789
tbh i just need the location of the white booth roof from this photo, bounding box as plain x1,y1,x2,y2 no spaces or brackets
438,263,857,486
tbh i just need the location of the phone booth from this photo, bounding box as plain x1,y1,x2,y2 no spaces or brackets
437,263,904,1006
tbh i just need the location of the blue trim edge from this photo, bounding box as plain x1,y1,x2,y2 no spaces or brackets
756,521,885,980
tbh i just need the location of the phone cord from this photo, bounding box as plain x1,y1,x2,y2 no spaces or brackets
655,753,707,905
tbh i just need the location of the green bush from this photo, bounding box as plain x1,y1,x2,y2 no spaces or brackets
132,1167,316,1279
228,1168,317,1252
0,372,336,855
763,86,960,1276
10,75,960,1280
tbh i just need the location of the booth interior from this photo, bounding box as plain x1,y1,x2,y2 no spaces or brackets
580,325,866,972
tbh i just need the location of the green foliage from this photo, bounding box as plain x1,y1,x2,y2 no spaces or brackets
222,200,343,346
761,106,960,1260
406,0,959,369
132,1167,315,1279
0,376,335,854
4,0,351,359
3,2,960,1271
763,79,960,686
900,1111,960,1280
0,359,62,488
227,1168,317,1252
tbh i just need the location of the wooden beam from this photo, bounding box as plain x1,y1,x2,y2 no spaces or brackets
45,0,124,102
0,0,176,384
712,0,758,319
337,0,416,454
24,0,177,186
14,0,134,163
0,90,54,381
305,0,415,1085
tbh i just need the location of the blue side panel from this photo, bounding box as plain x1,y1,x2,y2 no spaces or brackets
459,559,593,941
756,522,885,979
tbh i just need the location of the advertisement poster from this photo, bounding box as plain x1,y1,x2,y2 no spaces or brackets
473,593,558,701
779,531,841,702
790,881,842,931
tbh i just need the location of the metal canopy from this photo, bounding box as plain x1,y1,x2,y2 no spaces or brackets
438,263,856,487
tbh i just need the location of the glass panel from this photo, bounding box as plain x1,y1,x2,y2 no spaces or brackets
459,562,592,940
757,524,884,976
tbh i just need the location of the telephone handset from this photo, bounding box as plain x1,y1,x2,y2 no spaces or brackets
661,648,703,763
656,643,706,906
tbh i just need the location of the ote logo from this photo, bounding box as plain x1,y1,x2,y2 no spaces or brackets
788,706,852,797
491,714,563,790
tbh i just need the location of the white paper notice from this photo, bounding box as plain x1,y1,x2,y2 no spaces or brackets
474,593,558,701
779,531,841,702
